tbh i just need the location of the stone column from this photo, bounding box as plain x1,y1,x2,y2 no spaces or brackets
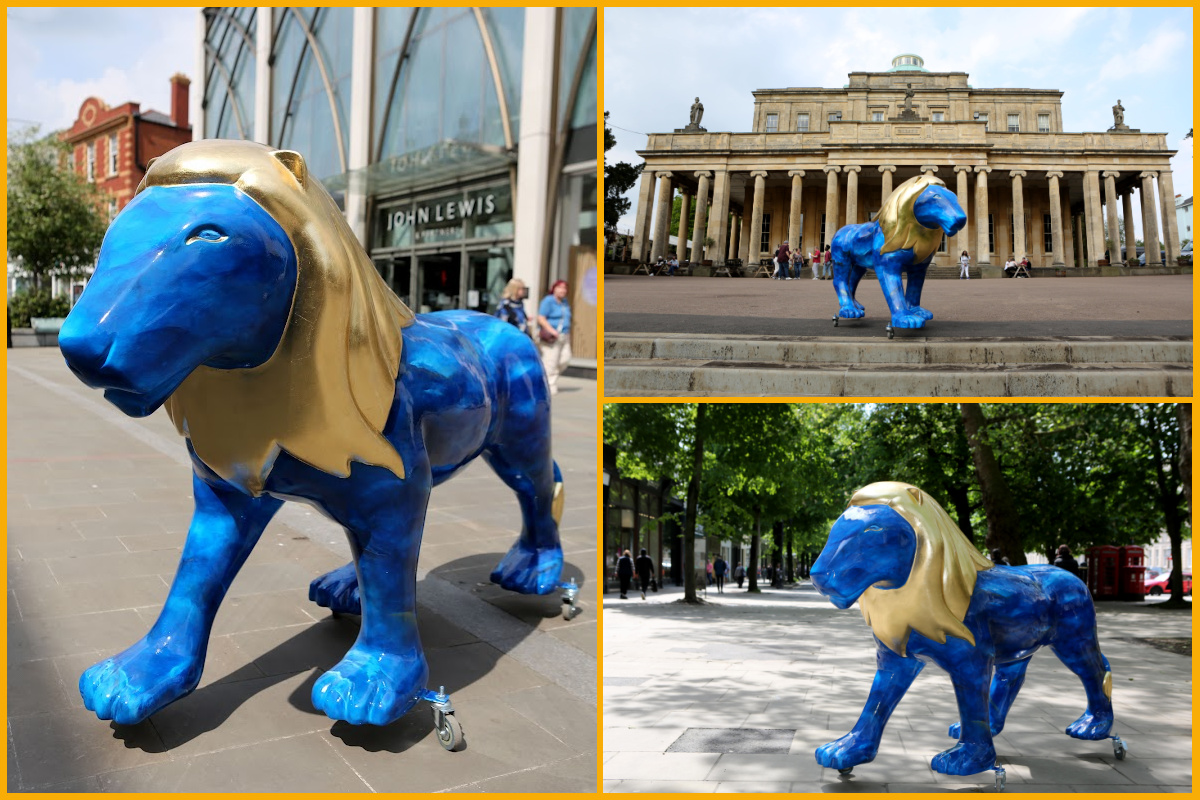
954,165,972,258
843,166,861,226
1080,212,1089,268
1045,171,1065,267
630,169,656,262
974,167,991,265
700,170,724,263
1103,171,1121,264
823,166,841,248
738,205,753,263
1157,170,1180,264
920,165,939,177
1139,171,1161,267
787,170,805,251
879,165,896,202
728,211,740,260
1084,170,1104,268
649,171,673,263
748,170,769,266
1010,170,1027,260
1122,191,1137,265
690,173,711,263
675,189,691,259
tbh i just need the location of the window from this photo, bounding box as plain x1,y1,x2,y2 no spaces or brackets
1009,214,1015,253
760,213,772,254
938,234,947,253
796,112,809,131
67,151,75,172
974,112,989,131
108,199,118,221
765,113,778,132
871,111,884,122
108,134,118,176
828,111,842,122
1007,114,1020,132
988,213,994,253
86,142,95,182
932,111,945,122
1038,113,1050,133
820,213,827,250
1044,213,1053,252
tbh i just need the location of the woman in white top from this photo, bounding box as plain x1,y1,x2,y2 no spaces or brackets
959,250,971,280
1004,256,1018,278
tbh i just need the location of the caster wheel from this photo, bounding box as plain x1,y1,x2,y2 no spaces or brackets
994,766,1006,791
886,327,895,339
833,316,839,327
562,602,574,621
434,709,464,751
1113,737,1126,760
837,767,853,775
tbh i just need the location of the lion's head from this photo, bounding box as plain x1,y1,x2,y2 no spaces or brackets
878,175,967,263
60,140,413,496
810,481,992,656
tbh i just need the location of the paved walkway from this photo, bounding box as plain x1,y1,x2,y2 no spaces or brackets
605,274,1193,338
603,582,1191,792
7,347,596,792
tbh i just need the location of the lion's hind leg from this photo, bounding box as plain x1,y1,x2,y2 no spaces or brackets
1052,643,1114,740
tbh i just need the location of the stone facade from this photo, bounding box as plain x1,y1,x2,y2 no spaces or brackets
631,57,1180,270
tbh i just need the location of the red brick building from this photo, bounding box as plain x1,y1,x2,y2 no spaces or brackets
61,74,193,217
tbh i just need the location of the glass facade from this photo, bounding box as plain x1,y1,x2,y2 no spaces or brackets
203,8,256,140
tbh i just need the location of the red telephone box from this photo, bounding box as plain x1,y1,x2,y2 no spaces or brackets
1118,545,1146,601
1087,545,1119,600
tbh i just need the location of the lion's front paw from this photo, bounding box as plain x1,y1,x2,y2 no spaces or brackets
80,637,203,724
312,646,428,726
815,731,878,770
309,562,361,615
490,541,563,595
1066,710,1113,740
931,741,996,775
889,313,928,329
908,305,933,321
837,303,866,320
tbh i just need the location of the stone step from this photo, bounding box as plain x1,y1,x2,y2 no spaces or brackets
604,333,1192,397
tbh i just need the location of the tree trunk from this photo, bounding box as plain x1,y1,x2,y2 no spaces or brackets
960,403,1027,565
945,484,975,544
1179,404,1191,528
1148,409,1187,608
682,404,706,603
786,527,794,582
748,506,761,592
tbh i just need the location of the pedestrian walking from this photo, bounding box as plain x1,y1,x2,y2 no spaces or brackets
635,548,654,600
617,549,634,599
706,557,715,585
959,250,971,279
734,562,746,589
536,280,572,395
713,554,728,593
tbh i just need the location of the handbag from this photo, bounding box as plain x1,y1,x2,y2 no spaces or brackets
539,313,564,343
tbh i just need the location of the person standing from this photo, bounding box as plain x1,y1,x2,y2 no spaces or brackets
791,247,803,281
733,562,746,589
495,278,529,330
774,241,792,280
616,549,634,599
959,250,971,280
1053,545,1080,579
713,554,728,593
537,280,572,395
635,548,654,600
823,245,833,279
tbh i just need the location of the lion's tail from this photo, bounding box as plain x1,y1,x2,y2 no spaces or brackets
1101,653,1112,700
551,460,565,527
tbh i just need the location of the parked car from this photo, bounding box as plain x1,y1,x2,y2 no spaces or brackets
1180,245,1192,266
1144,570,1191,595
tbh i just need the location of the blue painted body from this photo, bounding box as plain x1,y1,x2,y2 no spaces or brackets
810,503,1113,776
59,182,563,727
831,183,966,328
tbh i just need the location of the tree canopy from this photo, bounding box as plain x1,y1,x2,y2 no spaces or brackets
7,127,108,292
603,112,642,240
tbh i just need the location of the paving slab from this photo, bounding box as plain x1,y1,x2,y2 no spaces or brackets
7,348,596,792
602,583,1191,793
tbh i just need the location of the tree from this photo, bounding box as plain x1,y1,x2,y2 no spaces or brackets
960,404,1027,564
7,127,108,292
603,112,643,240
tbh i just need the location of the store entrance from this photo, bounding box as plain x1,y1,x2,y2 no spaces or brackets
466,247,514,315
416,253,461,313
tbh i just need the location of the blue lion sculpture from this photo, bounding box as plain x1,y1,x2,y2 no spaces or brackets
810,482,1114,777
59,140,565,728
832,175,966,328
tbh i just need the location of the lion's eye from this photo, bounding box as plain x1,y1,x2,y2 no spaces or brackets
186,227,228,245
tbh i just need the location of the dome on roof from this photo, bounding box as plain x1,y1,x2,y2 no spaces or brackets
888,54,927,72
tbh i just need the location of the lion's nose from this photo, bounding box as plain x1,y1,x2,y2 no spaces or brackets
810,567,829,593
59,312,117,389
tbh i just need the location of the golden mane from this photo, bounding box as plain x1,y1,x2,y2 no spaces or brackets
878,174,947,263
852,481,993,657
139,140,415,496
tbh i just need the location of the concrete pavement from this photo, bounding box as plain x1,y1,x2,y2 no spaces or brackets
7,347,597,793
603,582,1192,792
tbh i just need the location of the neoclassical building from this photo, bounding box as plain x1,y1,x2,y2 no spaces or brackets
630,55,1182,272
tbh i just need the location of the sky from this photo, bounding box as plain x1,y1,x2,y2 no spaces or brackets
7,8,198,134
605,7,1194,239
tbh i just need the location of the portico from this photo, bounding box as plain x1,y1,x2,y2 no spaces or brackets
631,55,1180,273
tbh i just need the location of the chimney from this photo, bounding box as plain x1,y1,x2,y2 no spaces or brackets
170,73,191,129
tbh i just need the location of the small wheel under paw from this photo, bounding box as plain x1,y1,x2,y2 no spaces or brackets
994,766,1006,792
434,709,464,751
838,767,853,775
1112,736,1126,760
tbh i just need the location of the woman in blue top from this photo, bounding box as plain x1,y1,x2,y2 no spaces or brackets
537,280,572,395
495,278,529,331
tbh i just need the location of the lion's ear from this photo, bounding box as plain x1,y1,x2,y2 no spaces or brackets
145,156,159,172
272,150,307,186
906,486,923,505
